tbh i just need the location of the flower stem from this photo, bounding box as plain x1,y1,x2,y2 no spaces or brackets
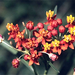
29,31,31,39
18,54,25,59
32,64,39,75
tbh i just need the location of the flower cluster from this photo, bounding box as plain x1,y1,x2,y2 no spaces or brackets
6,9,75,68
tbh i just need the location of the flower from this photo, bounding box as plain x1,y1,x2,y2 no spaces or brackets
46,10,54,20
33,28,50,45
52,39,60,47
23,38,38,49
6,23,14,31
65,15,75,28
69,26,75,41
26,50,41,66
43,43,51,52
67,15,74,24
63,35,74,49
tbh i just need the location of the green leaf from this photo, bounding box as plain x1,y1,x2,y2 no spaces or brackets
20,59,34,73
0,40,18,54
54,5,57,15
48,61,59,73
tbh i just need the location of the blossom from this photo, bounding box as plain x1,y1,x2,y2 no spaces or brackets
33,28,51,45
69,26,75,41
65,15,75,28
63,35,74,49
26,50,41,66
51,39,62,55
43,43,51,52
23,37,38,49
46,10,54,20
6,23,14,31
44,10,57,25
67,15,74,24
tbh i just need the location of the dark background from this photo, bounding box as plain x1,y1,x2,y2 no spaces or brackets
0,0,75,75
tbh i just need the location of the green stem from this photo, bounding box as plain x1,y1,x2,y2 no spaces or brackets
29,31,31,39
32,64,39,75
41,55,50,75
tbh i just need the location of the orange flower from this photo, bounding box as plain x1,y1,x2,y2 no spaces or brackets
33,29,49,45
24,38,38,49
27,50,41,66
6,23,14,31
67,15,74,24
46,10,54,20
68,26,75,41
65,15,75,28
63,35,74,49
43,43,51,52
51,39,62,55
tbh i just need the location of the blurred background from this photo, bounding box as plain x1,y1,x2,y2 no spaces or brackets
0,0,75,75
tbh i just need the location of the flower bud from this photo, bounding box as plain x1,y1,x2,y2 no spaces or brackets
57,18,62,25
51,29,58,36
37,22,44,29
24,55,29,61
47,25,54,31
26,21,34,30
59,25,65,33
51,20,58,28
12,58,20,68
49,53,58,61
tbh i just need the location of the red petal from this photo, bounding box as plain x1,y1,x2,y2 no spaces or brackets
52,47,57,53
61,44,68,51
36,36,43,43
65,24,69,28
21,29,25,34
29,59,33,66
69,43,74,49
42,38,45,45
14,37,19,42
33,26,38,30
44,22,49,25
58,48,61,55
34,61,40,65
16,41,21,48
33,30,40,37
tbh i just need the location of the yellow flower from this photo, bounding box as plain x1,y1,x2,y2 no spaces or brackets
52,39,60,47
69,26,75,35
67,15,74,24
43,43,51,50
64,35,72,42
46,10,54,19
6,23,14,31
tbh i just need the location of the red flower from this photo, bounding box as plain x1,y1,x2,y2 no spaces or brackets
33,29,51,45
23,38,38,49
26,50,41,66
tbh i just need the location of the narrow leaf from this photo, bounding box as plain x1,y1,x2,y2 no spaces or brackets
54,5,57,15
21,59,34,72
48,61,59,73
0,40,18,54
